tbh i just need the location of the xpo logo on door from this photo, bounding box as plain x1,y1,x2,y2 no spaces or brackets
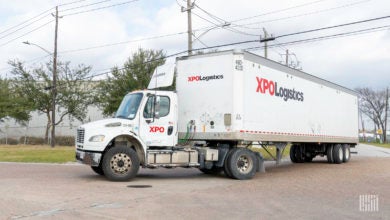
150,126,165,133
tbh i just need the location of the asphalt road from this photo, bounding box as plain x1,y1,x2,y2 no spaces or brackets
0,144,389,219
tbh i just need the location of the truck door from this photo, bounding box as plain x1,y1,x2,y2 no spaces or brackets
139,94,176,147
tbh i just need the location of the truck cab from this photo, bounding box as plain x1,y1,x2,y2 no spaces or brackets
76,90,183,179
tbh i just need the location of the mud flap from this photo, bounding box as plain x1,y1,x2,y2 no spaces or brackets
254,152,265,173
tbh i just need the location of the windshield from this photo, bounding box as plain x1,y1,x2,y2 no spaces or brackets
115,93,143,120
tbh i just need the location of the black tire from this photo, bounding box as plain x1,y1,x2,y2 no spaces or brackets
102,146,140,181
224,149,234,178
226,148,256,180
199,167,224,175
332,144,343,164
326,145,334,163
91,165,104,175
290,144,298,163
342,144,351,163
291,144,304,163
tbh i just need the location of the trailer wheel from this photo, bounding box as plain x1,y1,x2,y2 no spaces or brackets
227,148,256,180
91,165,104,175
290,144,304,163
342,144,351,163
332,144,343,164
326,145,334,163
102,146,139,181
290,144,298,163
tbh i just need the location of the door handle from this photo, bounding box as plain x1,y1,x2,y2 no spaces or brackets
167,126,173,135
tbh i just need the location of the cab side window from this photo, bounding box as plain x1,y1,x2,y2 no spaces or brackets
143,96,170,118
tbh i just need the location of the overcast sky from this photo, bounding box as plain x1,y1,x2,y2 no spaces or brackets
0,0,389,90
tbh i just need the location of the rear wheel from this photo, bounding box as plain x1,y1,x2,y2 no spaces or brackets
224,150,234,178
342,144,351,163
290,144,298,163
226,148,256,180
102,146,140,181
332,144,343,164
326,145,334,163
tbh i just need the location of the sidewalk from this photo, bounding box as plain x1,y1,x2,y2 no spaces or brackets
355,143,390,157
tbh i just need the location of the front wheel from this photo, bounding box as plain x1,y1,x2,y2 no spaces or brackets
102,146,140,181
226,148,256,180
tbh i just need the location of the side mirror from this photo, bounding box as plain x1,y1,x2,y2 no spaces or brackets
154,96,160,119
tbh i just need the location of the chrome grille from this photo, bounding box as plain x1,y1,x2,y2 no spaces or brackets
77,128,85,143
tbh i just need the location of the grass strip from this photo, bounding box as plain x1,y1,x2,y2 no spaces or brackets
0,145,75,163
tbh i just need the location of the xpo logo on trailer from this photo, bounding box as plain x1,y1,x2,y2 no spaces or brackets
256,77,304,102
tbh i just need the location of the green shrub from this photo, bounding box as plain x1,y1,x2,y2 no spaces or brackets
0,138,18,145
56,136,75,146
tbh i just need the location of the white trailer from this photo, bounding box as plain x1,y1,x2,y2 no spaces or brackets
75,50,358,181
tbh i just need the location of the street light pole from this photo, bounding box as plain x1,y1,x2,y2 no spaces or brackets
24,6,59,147
22,41,52,55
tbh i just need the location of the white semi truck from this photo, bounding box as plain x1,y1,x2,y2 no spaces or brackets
75,50,358,181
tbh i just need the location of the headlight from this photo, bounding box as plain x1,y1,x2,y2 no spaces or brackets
89,135,105,142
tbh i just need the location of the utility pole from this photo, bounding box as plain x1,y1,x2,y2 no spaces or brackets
51,6,59,148
185,0,193,55
263,28,268,58
385,87,389,143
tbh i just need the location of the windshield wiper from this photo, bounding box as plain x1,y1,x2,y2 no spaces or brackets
115,115,128,119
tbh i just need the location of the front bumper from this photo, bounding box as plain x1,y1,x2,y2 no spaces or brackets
76,149,102,167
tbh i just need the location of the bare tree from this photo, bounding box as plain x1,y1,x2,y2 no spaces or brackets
356,87,388,143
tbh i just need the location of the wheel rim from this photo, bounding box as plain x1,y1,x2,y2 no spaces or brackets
338,147,343,161
110,153,132,174
236,154,253,174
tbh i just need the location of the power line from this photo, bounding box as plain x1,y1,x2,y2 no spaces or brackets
277,15,390,38
60,0,112,13
192,11,258,37
0,20,54,48
232,0,372,30
0,8,53,37
233,0,329,23
62,0,140,17
69,24,390,85
58,0,92,7
0,14,52,41
246,25,390,51
193,3,259,37
59,31,187,54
